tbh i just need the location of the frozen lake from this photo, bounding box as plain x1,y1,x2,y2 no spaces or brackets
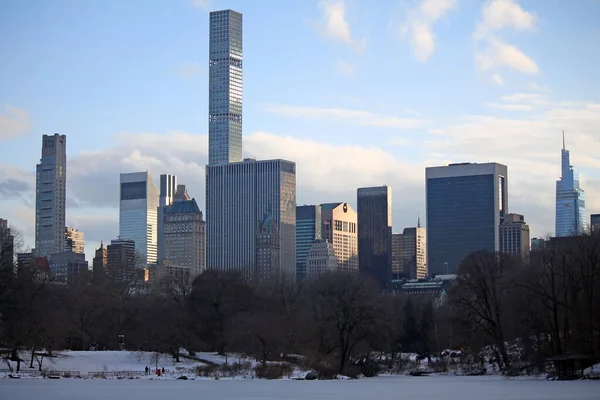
1,376,598,400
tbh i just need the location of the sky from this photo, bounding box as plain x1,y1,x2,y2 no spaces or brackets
1,0,600,260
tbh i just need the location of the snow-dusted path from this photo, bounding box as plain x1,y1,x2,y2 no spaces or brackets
1,375,599,400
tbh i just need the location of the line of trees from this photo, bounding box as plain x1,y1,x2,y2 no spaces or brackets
1,229,599,376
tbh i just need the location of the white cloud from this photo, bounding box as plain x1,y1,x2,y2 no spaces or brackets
316,0,366,53
474,0,538,80
0,105,30,140
191,0,210,10
474,0,537,39
485,102,534,111
491,73,504,85
501,92,546,104
475,38,538,74
265,104,423,129
337,61,356,78
399,0,457,62
174,62,206,80
527,82,551,93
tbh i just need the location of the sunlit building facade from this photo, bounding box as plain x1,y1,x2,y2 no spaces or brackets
119,172,159,265
320,202,358,273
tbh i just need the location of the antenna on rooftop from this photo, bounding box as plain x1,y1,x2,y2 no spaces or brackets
563,130,566,150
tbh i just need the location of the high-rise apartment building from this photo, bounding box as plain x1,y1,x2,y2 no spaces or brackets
306,240,339,278
64,227,84,254
35,134,67,257
320,202,358,273
392,224,427,280
158,174,177,261
92,242,108,285
357,186,392,288
0,218,14,270
164,198,206,278
255,209,280,280
209,9,243,166
499,213,530,255
426,162,508,275
555,134,586,237
296,205,322,282
206,159,296,280
119,172,159,265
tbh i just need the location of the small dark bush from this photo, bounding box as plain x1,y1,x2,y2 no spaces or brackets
254,363,294,379
195,364,217,377
313,362,337,380
219,361,252,377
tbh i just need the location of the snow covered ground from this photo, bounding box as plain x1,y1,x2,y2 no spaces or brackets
0,376,598,400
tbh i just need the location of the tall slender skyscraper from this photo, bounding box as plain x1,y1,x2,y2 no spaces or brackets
35,134,67,257
209,9,243,166
426,162,507,276
119,172,159,265
357,186,392,288
555,133,586,237
158,174,177,261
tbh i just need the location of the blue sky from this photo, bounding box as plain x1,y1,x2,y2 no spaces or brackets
1,0,600,258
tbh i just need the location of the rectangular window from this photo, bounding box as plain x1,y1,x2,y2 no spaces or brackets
121,181,147,200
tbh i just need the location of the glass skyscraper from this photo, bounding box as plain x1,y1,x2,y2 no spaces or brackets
555,135,586,237
426,163,507,276
357,186,392,288
209,10,243,166
35,134,67,257
119,172,159,266
295,205,322,282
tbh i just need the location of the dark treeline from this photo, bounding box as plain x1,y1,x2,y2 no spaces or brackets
1,230,599,376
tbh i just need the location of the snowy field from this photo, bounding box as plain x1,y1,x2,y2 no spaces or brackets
0,376,599,400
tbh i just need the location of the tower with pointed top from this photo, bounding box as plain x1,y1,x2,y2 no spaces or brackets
555,132,586,237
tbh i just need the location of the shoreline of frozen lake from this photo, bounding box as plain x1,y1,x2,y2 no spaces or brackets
1,375,599,400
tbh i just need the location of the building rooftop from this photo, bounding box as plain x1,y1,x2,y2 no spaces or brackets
165,199,201,215
320,202,344,211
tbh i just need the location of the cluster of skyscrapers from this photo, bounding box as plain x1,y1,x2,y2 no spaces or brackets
4,9,595,291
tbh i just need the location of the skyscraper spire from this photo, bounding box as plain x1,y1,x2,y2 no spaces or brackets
417,207,421,228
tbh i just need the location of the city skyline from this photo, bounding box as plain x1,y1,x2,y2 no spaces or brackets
1,0,600,258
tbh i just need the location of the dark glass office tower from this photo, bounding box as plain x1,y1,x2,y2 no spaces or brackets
357,186,392,288
426,162,508,276
295,205,322,282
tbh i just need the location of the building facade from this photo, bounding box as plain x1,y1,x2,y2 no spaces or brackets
48,251,88,286
0,218,14,270
106,238,136,283
357,186,392,288
426,162,508,276
164,198,206,278
295,205,322,282
392,225,427,280
92,242,108,285
320,202,358,273
35,134,67,257
119,172,159,265
157,174,177,261
591,214,600,232
147,260,191,287
209,9,243,166
556,134,586,237
64,227,84,254
206,159,296,281
255,209,280,280
499,213,530,255
306,239,339,278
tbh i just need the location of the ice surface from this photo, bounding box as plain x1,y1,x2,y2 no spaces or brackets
1,376,599,400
